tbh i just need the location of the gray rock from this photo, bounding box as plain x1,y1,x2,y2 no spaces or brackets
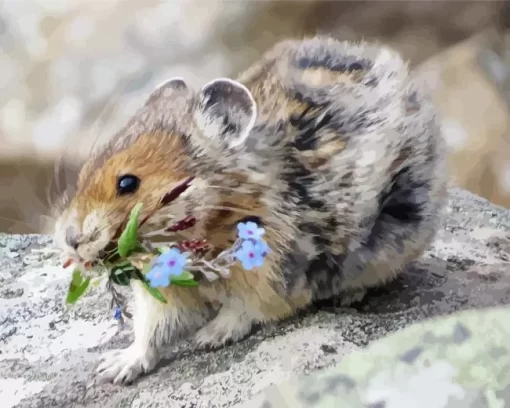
241,305,510,408
1,187,510,407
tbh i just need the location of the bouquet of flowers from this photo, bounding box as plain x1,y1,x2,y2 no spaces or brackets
64,201,270,323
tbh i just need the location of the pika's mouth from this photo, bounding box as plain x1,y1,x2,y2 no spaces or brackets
64,177,201,269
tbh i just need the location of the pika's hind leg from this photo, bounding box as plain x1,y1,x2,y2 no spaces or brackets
193,297,256,348
194,264,311,348
193,295,300,348
340,163,447,295
97,281,206,384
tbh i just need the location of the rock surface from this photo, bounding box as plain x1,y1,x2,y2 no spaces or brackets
241,306,510,408
1,187,510,408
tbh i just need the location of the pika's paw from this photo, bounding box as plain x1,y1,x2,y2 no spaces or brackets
96,346,157,385
193,314,253,349
337,288,367,307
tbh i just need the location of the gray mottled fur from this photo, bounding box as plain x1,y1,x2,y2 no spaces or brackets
234,36,448,303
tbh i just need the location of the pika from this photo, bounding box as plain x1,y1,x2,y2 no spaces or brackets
53,36,448,384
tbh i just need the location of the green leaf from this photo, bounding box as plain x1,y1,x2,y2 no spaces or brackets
172,270,195,281
130,268,167,304
156,246,172,254
66,269,91,304
170,271,199,287
171,279,199,287
140,279,168,304
117,203,144,258
110,266,132,286
109,259,131,269
91,277,103,287
141,262,152,275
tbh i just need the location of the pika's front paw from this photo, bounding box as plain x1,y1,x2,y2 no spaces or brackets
96,346,157,385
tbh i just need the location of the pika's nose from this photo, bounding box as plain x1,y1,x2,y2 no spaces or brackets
65,227,81,250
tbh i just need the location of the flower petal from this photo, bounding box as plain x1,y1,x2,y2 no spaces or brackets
237,223,248,236
177,254,188,268
168,247,182,258
146,266,172,287
241,257,254,270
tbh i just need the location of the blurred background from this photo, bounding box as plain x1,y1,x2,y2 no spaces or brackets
0,0,509,235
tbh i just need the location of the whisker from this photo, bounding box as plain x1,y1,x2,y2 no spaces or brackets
46,67,150,219
206,185,253,194
198,205,258,216
47,155,76,210
2,18,72,229
141,229,172,238
138,240,177,247
32,247,61,255
3,171,53,225
140,203,257,239
87,68,151,159
90,212,124,237
0,214,44,232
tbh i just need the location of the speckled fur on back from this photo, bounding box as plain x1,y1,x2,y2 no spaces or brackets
233,36,448,302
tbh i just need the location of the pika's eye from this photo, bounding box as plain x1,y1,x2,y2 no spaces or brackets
116,174,140,196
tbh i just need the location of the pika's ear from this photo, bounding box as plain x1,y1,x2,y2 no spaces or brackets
144,77,189,107
195,78,257,149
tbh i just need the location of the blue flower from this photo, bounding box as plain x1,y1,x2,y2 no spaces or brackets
146,266,171,287
113,307,122,320
237,221,265,241
235,239,270,271
146,248,188,288
155,247,188,272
